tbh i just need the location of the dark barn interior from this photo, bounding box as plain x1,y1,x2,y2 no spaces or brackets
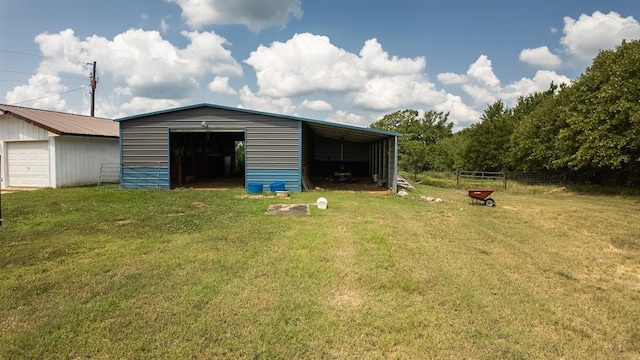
310,136,370,178
302,122,392,191
169,131,245,188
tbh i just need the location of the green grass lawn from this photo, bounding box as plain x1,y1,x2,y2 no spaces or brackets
1,185,639,359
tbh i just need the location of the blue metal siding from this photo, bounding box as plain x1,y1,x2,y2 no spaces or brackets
246,168,301,192
121,167,170,189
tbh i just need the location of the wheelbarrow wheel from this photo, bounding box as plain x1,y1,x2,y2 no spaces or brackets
484,198,496,207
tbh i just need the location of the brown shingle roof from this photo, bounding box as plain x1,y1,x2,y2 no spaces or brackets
0,104,119,138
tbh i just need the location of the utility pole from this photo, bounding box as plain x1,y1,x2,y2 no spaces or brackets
88,61,97,117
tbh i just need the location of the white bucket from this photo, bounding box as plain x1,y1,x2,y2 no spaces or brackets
316,197,328,209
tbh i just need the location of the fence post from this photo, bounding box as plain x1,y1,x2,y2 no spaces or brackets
456,169,460,189
503,170,507,190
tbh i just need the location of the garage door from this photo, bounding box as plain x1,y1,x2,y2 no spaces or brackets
7,141,50,187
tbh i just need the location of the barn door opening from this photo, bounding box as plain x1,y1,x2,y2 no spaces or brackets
169,130,245,188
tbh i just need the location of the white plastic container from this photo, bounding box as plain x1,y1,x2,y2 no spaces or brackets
316,197,328,209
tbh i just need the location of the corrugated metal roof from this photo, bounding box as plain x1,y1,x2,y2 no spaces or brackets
0,104,119,138
115,103,401,143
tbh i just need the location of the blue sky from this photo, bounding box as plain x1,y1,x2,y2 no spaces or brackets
1,0,638,129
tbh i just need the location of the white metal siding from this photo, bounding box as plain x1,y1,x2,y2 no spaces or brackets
1,115,51,188
1,114,120,189
6,141,50,187
54,136,120,187
0,115,50,141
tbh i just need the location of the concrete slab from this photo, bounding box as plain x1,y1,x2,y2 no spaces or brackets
266,204,309,215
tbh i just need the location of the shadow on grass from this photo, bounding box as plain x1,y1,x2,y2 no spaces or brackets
562,184,640,197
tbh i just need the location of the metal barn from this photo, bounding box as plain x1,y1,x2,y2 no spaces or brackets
116,104,400,192
0,104,119,189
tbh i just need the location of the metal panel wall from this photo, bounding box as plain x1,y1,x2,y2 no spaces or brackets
122,167,170,189
120,107,301,189
246,169,301,192
0,115,50,142
54,136,120,187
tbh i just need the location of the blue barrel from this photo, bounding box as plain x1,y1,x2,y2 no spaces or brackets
269,181,286,192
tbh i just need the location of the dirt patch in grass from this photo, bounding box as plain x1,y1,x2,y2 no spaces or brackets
326,289,365,308
114,219,133,226
191,201,206,209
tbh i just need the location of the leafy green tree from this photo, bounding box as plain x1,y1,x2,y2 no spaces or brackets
370,109,453,179
432,131,467,170
460,100,515,171
455,40,640,184
555,40,640,177
507,84,568,171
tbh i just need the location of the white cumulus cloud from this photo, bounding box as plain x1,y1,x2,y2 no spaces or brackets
437,72,467,85
238,86,295,115
437,55,571,110
245,33,364,97
437,55,502,106
351,75,446,111
301,99,332,111
6,28,242,117
466,55,501,88
208,76,237,95
502,70,571,103
433,93,482,130
245,33,442,113
359,38,426,75
6,73,72,112
168,0,303,31
325,110,367,127
519,46,562,69
561,11,640,62
116,97,186,118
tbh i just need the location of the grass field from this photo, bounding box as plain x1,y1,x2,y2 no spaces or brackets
1,184,639,359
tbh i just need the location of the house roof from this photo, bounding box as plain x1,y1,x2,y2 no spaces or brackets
0,104,119,138
115,103,401,143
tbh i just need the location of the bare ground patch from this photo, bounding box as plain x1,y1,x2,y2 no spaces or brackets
324,235,368,310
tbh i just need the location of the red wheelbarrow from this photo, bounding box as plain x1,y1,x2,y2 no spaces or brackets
468,188,496,207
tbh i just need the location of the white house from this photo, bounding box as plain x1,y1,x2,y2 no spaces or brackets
0,104,119,189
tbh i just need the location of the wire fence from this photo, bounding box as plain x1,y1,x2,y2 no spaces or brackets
420,170,581,189
505,171,570,185
457,170,506,189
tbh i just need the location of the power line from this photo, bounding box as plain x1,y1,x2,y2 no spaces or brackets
0,69,89,81
0,79,87,86
0,69,40,76
98,70,115,115
0,49,49,59
10,87,85,105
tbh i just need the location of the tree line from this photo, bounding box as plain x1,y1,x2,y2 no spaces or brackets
371,40,640,186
